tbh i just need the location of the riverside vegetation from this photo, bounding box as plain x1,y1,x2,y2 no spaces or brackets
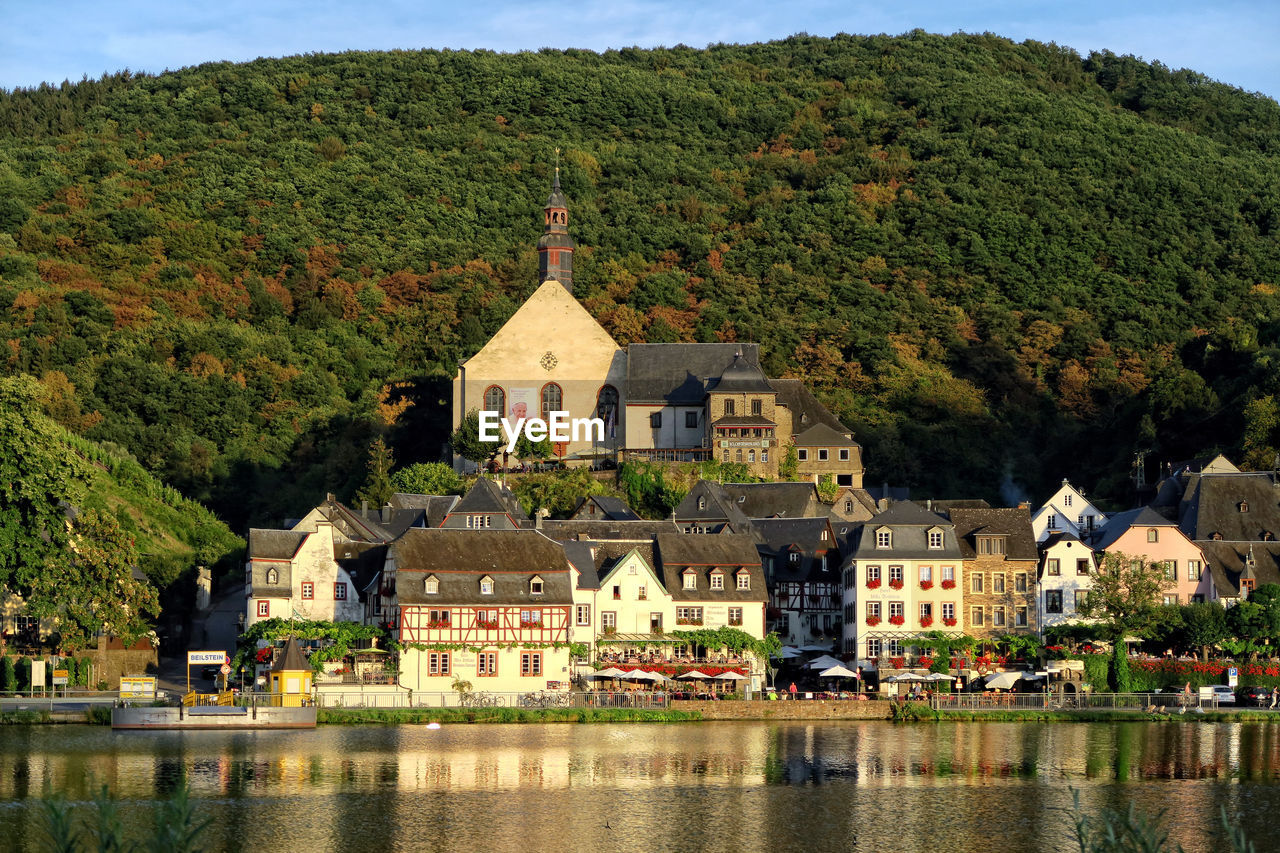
2,34,1280,531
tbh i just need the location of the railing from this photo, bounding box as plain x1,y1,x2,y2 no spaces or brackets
313,690,671,709
931,692,1218,712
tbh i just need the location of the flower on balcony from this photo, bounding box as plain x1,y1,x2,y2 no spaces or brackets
255,647,274,663
996,655,1009,666
676,617,703,626
866,578,881,589
519,620,541,629
890,656,905,669
918,657,934,668
866,615,881,626
888,579,904,590
920,616,933,627
920,580,933,590
426,619,449,629
601,625,617,635
941,579,956,590
888,614,905,625
942,617,957,627
475,619,499,630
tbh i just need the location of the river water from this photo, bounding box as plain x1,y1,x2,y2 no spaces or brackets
2,721,1279,852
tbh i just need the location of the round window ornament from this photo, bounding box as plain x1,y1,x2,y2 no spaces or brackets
540,351,558,371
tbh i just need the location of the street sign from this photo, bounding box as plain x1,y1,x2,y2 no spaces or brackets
187,651,227,666
120,676,156,698
52,669,69,686
220,664,231,676
1228,666,1239,688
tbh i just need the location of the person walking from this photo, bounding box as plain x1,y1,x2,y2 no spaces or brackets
1270,686,1278,710
789,682,798,700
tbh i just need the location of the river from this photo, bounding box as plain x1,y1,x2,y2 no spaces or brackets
2,721,1279,851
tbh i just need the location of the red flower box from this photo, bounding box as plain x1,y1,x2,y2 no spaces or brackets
866,578,881,589
889,579,904,590
942,617,957,627
920,616,933,627
920,580,933,590
888,615,905,625
890,657,905,669
941,579,956,590
866,616,881,626
919,657,934,668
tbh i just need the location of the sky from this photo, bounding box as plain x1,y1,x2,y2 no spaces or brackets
3,0,1279,100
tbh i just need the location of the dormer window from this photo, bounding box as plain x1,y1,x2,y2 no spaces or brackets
710,571,724,590
737,496,746,504
789,552,800,563
698,496,706,510
1242,579,1257,596
844,500,853,512
530,576,544,595
1240,501,1250,513
425,575,439,595
266,568,279,585
683,570,697,590
977,535,1006,556
927,529,943,549
480,575,494,595
875,528,892,549
821,529,829,541
1263,531,1275,541
736,570,751,590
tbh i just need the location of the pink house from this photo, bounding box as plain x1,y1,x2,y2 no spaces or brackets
1091,507,1209,604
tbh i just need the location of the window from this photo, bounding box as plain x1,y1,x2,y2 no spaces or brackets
477,652,497,676
1242,579,1257,596
941,565,955,583
889,601,905,620
257,600,268,618
797,449,809,461
428,608,450,626
541,383,562,419
650,412,662,428
576,604,591,626
729,607,743,626
1240,501,1249,513
1076,559,1090,576
737,572,751,590
971,574,984,594
1163,595,1178,606
530,576,544,594
601,612,616,631
1015,606,1028,627
685,411,699,429
683,571,697,590
711,572,724,590
866,601,881,620
845,499,853,513
425,575,439,595
480,576,494,595
1192,594,1205,604
889,565,904,584
942,602,955,621
676,607,703,626
697,496,706,510
736,449,743,462
637,585,647,600
789,552,800,563
919,602,933,621
1045,590,1063,614
612,585,621,600
839,448,850,461
818,449,829,461
1047,559,1060,576
1074,590,1089,611
1015,573,1027,593
428,652,450,675
993,574,1005,594
762,450,768,463
928,530,943,549
596,385,618,425
724,399,735,416
475,609,498,628
977,536,1006,555
302,582,314,600
266,568,279,586
1046,514,1057,529
888,639,904,656
992,607,1006,627
751,399,762,416
334,583,347,601
1188,560,1203,581
1163,562,1177,582
971,607,984,627
1064,494,1073,507
1147,528,1159,543
748,450,755,462
519,609,542,627
876,529,892,549
920,565,932,583
521,652,542,676
867,638,882,658
867,565,881,584
483,385,505,414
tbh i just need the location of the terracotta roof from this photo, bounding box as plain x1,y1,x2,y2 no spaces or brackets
947,507,1039,560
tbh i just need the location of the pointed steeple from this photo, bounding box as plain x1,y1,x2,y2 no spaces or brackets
538,154,575,292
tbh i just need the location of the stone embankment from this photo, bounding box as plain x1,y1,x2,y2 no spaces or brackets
670,699,892,720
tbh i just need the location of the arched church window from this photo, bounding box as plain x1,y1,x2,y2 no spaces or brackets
483,385,505,415
596,385,618,427
541,383,562,419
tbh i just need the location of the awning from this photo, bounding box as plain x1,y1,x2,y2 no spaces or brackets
819,665,859,678
984,671,1023,690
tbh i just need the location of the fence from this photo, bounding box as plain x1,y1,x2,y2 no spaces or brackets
314,690,670,710
931,692,1218,712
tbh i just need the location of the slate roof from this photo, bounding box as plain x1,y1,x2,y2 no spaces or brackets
314,499,401,543
569,495,642,521
539,519,680,541
792,422,856,447
271,637,310,672
248,529,307,561
1175,472,1280,542
625,343,761,404
709,352,774,394
721,482,823,519
673,482,751,527
653,533,767,603
947,507,1039,561
850,503,961,560
391,529,572,605
333,542,387,601
1200,541,1280,598
447,478,530,522
767,379,850,436
712,415,777,427
1091,506,1180,551
390,493,460,528
753,517,839,585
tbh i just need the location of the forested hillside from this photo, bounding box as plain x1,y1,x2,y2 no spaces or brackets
1,31,1279,528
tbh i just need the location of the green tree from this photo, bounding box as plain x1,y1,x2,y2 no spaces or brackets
1,656,15,694
1076,552,1175,640
389,462,465,495
1180,601,1227,661
778,442,799,481
356,437,395,508
449,410,501,468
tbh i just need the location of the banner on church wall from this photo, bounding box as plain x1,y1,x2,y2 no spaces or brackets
508,387,536,420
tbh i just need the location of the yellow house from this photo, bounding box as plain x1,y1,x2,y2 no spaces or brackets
269,637,314,707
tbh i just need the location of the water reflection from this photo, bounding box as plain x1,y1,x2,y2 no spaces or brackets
1,722,1278,852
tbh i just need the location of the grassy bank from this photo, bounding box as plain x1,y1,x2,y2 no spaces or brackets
0,710,51,724
890,701,1280,723
317,707,702,725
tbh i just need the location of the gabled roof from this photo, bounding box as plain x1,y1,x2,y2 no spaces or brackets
752,517,835,553
768,379,850,435
653,533,766,603
390,493,460,528
333,542,387,600
625,343,761,405
248,529,307,561
570,495,642,521
447,477,530,522
948,507,1038,561
792,422,856,448
271,637,310,672
539,519,680,541
1176,472,1280,542
1200,541,1280,598
1091,506,1181,551
391,529,571,605
721,482,823,519
673,481,750,526
850,503,961,559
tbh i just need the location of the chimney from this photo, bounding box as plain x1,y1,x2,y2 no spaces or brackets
382,504,392,524
326,492,336,503
1018,501,1030,510
361,499,368,519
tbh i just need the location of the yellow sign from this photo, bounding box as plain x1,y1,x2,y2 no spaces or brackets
120,676,156,698
52,669,69,686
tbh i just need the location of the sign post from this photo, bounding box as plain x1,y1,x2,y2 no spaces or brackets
187,651,230,695
30,660,46,697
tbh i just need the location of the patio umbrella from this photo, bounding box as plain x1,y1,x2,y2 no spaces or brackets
819,665,859,679
676,670,714,680
713,671,748,680
595,667,628,677
779,646,802,658
627,670,669,682
984,671,1022,691
885,673,931,683
807,655,844,670
925,672,957,681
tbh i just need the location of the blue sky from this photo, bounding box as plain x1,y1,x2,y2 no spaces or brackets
3,0,1278,100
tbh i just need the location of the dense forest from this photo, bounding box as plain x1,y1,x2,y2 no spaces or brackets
1,32,1279,530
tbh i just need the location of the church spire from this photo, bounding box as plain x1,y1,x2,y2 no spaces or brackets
538,153,574,292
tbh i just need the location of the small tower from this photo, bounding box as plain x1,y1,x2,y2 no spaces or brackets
538,163,575,292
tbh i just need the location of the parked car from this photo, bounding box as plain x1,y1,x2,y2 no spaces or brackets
1239,686,1272,707
200,665,221,681
1200,685,1236,705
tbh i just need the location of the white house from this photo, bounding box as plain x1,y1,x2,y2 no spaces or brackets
1031,479,1108,543
1036,533,1098,634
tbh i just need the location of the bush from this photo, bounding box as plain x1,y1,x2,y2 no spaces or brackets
1082,654,1109,692
889,700,937,722
2,657,15,694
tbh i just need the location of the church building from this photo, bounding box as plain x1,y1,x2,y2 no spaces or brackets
451,169,863,486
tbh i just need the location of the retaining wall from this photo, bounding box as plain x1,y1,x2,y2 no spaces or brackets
670,699,892,720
